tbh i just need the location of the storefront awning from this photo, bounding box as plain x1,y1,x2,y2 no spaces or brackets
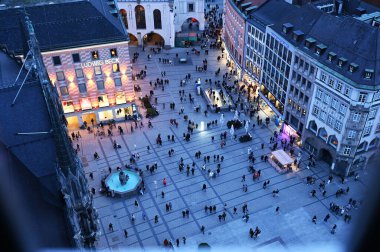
271,150,293,166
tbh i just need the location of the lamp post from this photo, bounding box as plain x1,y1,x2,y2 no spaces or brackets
154,180,157,198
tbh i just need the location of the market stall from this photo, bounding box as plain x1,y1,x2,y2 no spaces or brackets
269,150,294,174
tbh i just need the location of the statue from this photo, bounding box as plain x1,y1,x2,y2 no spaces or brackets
234,110,239,120
119,171,129,185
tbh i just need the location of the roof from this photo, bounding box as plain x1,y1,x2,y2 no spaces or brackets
0,52,58,178
272,149,293,165
248,0,380,89
0,0,128,55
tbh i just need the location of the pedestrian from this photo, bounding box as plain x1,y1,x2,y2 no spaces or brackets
261,143,264,149
200,225,205,234
233,206,237,214
242,174,246,182
124,229,128,238
109,223,114,232
213,205,216,213
204,205,208,213
312,215,317,224
331,224,337,234
183,236,186,244
182,211,186,218
275,206,280,214
202,184,207,191
163,178,167,186
161,191,165,198
154,215,159,223
134,200,139,207
186,209,189,218
324,214,330,222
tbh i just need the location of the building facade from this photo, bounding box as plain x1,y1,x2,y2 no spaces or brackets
117,0,205,48
222,0,380,174
0,0,135,129
42,42,134,129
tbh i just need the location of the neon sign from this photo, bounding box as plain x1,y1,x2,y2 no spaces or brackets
80,58,120,68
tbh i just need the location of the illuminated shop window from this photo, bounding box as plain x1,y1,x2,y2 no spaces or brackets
62,100,74,113
80,98,92,110
112,63,120,73
116,92,126,105
98,94,109,108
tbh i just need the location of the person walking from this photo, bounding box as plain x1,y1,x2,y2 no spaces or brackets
134,200,139,207
163,178,167,186
324,214,330,222
154,215,159,223
202,184,207,191
312,215,317,224
200,225,205,234
124,229,128,238
275,206,280,214
241,174,246,182
331,224,337,234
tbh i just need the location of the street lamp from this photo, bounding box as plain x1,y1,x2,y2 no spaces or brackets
153,180,157,198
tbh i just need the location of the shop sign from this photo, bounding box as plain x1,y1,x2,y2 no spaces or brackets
80,58,120,68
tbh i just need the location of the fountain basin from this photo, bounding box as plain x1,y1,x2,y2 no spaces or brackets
105,169,142,197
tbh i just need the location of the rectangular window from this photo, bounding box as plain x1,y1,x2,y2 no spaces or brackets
331,98,338,109
114,77,122,87
52,56,61,66
75,69,84,78
94,66,102,75
374,92,380,101
348,130,356,139
376,123,380,132
96,80,105,90
327,115,334,126
188,3,194,12
59,86,69,96
339,104,347,115
320,111,327,121
369,109,377,119
321,73,327,82
358,92,368,103
312,106,319,116
110,48,118,58
91,51,99,60
336,82,342,92
56,71,65,81
343,146,351,155
352,112,361,122
316,89,323,99
328,78,334,87
112,63,120,73
304,96,309,104
344,87,351,97
78,83,87,93
334,121,343,131
364,120,374,135
72,53,81,63
323,94,331,105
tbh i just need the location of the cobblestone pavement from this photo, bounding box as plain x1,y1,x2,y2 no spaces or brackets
69,1,372,251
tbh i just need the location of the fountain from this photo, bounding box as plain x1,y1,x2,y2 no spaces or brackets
105,169,142,197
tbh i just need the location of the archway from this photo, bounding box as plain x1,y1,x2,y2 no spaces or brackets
328,135,338,149
309,120,318,134
181,17,200,32
356,141,368,153
318,148,333,165
128,33,138,46
318,128,328,142
120,9,128,29
368,138,379,149
143,32,164,46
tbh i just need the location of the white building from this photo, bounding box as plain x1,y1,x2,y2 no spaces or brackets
117,0,205,48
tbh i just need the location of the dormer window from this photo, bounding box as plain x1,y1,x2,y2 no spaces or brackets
349,63,358,73
337,57,347,68
327,52,337,62
316,44,327,56
283,23,293,34
293,30,304,42
305,37,316,49
364,69,374,79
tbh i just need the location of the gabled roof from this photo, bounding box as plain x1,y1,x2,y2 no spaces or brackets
0,52,58,178
0,0,128,55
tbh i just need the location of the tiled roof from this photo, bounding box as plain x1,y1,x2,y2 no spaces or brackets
247,0,380,88
0,0,128,55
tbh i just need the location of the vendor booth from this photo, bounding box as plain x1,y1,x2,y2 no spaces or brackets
269,150,294,174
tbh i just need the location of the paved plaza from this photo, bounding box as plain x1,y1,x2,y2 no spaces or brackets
71,43,372,251
69,2,372,251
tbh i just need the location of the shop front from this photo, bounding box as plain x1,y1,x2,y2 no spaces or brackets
282,122,301,145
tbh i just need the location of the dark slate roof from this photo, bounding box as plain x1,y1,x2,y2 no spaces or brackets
0,0,128,55
248,0,380,89
0,52,58,178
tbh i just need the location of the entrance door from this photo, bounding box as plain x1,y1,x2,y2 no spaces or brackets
318,149,333,166
66,116,79,130
82,113,97,126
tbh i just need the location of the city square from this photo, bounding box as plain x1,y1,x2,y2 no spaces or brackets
77,43,368,250
0,0,379,251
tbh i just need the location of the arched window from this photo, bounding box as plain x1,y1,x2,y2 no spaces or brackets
135,5,146,29
120,9,128,29
153,9,162,29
